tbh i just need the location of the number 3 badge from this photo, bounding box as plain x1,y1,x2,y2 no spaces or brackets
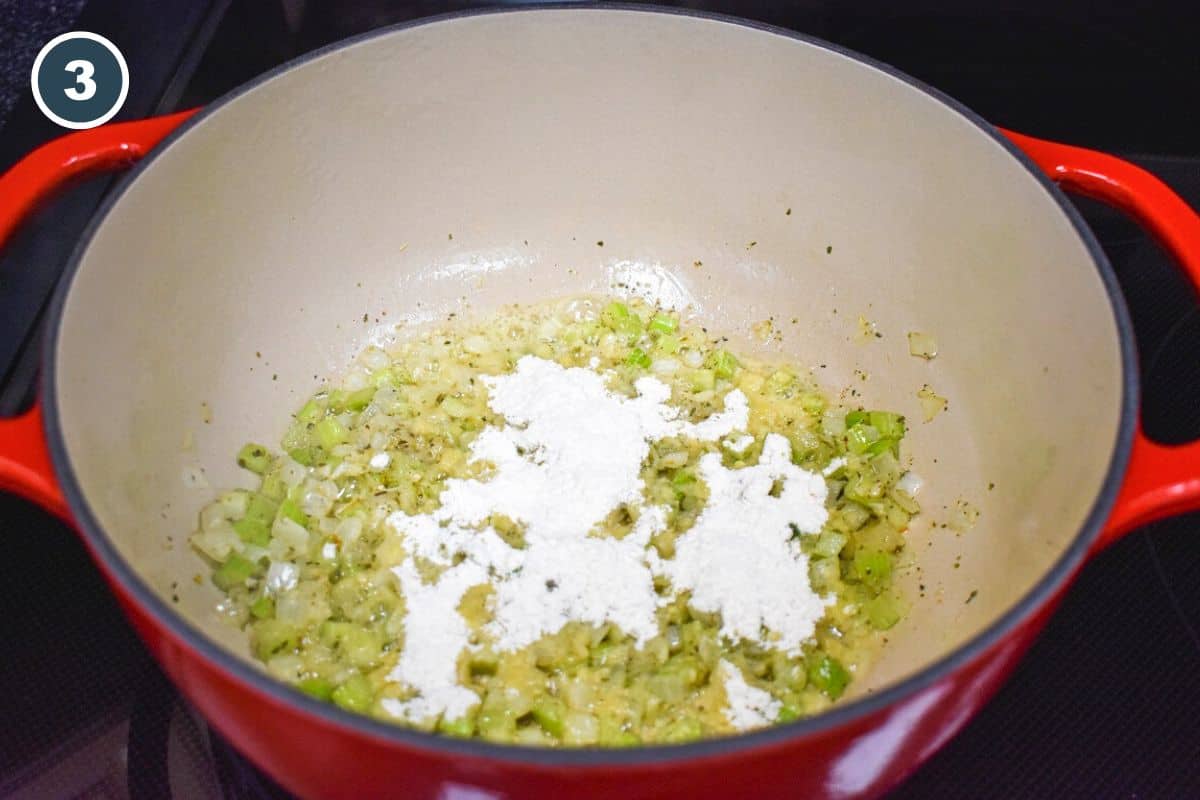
31,32,129,130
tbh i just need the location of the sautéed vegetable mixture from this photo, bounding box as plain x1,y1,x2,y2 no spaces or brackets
190,296,919,745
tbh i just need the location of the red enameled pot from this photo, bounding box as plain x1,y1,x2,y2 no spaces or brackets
1,7,1198,799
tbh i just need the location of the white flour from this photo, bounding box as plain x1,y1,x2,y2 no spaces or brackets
654,433,830,655
382,355,826,725
719,659,782,731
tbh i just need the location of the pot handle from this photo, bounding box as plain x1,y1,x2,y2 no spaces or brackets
1003,129,1200,552
0,111,197,521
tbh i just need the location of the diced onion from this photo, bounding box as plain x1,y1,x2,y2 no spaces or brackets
907,331,938,360
896,471,924,497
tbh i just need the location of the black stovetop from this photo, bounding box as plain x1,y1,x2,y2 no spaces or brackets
1,3,1198,798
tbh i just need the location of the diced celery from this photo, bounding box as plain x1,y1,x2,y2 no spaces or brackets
808,654,850,700
287,446,320,467
671,469,696,487
250,594,275,619
798,393,826,414
235,443,272,474
626,348,652,369
846,424,881,454
865,437,900,458
330,673,373,713
259,471,287,501
869,411,906,440
277,498,309,527
853,548,893,590
655,335,681,355
213,553,257,590
438,715,475,738
686,369,715,392
777,704,802,723
298,677,334,701
845,409,870,428
252,619,300,660
648,314,678,335
866,593,904,630
661,717,703,743
331,386,376,412
600,301,643,341
319,621,383,668
531,698,567,738
296,398,323,423
232,517,270,547
315,418,348,450
709,349,738,379
813,530,848,559
245,492,279,525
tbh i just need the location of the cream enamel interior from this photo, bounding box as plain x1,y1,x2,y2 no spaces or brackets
53,10,1122,706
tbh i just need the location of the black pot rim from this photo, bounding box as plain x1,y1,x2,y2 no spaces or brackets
40,2,1137,768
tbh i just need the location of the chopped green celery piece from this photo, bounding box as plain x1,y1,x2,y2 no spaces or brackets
626,348,652,369
315,418,348,450
846,424,881,454
250,594,275,619
766,370,794,393
296,398,323,423
777,704,802,723
319,621,383,668
808,654,850,700
662,717,703,743
330,386,376,412
890,487,921,515
235,443,272,474
866,593,904,630
844,410,870,428
468,650,499,676
252,619,300,660
330,673,373,713
259,471,286,501
531,698,567,738
277,498,309,527
868,411,906,440
865,437,900,458
857,520,903,552
844,474,885,505
600,301,643,341
798,393,826,414
813,530,848,559
686,369,715,392
870,450,902,485
438,715,475,738
232,517,270,547
648,314,678,335
655,335,681,355
601,727,641,747
853,548,893,590
244,493,279,525
213,553,257,590
709,349,738,379
287,446,322,467
298,677,334,701
671,469,696,487
833,502,872,532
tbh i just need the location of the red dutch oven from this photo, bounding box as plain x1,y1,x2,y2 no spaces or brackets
1,7,1198,799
